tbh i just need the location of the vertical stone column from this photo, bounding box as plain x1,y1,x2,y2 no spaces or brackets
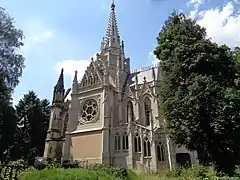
62,95,78,162
150,117,157,171
140,127,144,164
102,87,111,165
128,124,134,169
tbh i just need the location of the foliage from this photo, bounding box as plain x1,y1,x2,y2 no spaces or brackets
15,165,240,180
45,159,61,170
33,160,46,170
0,160,27,180
18,168,115,180
87,164,128,180
0,75,17,163
61,160,79,169
12,91,50,164
154,11,240,175
0,7,25,90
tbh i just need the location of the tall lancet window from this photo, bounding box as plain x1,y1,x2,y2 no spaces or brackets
144,97,151,126
143,137,151,157
115,133,121,151
134,133,141,153
122,132,129,150
157,142,165,162
127,101,134,123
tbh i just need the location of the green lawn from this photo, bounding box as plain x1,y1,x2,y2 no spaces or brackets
7,163,240,180
19,168,115,180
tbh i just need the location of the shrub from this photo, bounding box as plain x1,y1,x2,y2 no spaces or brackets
61,160,79,169
87,164,128,180
45,159,60,169
33,160,46,170
0,160,28,180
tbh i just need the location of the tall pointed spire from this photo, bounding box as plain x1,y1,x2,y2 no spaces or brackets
54,68,64,90
103,0,120,49
52,68,65,104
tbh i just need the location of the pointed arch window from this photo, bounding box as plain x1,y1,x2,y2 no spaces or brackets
94,74,98,84
127,101,134,122
157,142,165,162
134,133,141,153
143,137,151,157
115,133,121,151
122,132,129,150
90,74,94,85
144,97,151,126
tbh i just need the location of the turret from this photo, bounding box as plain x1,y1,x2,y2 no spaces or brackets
44,68,66,160
52,68,65,105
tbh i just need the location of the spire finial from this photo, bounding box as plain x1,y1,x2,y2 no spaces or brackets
111,0,115,10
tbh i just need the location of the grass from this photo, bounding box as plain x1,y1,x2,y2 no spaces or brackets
14,164,240,180
19,168,115,180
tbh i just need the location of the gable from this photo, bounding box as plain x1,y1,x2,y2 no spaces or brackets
79,60,104,89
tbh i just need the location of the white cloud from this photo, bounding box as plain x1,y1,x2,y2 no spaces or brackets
31,31,53,45
148,51,158,65
188,1,240,48
31,31,54,45
187,0,205,18
54,52,100,82
54,60,90,81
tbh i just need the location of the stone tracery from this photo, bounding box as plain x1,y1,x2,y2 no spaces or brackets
80,99,99,123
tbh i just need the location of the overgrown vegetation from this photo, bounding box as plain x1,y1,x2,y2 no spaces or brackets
2,162,240,180
154,11,240,175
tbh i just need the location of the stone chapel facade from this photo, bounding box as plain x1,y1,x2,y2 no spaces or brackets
44,2,198,172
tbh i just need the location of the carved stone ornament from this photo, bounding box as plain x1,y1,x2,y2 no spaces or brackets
78,96,100,125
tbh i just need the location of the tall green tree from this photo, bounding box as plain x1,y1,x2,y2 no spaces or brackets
0,7,25,90
14,91,50,163
154,11,240,175
0,75,17,162
0,6,25,162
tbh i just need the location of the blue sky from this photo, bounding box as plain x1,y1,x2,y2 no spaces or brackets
0,0,240,103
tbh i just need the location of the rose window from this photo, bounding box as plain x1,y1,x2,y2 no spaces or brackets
81,99,98,122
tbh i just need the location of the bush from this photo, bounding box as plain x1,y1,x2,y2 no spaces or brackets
33,160,46,170
61,160,79,169
45,159,60,169
164,165,219,180
0,160,28,180
18,168,115,180
87,164,128,180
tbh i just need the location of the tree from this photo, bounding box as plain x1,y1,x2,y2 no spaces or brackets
0,7,25,90
0,75,17,162
14,91,50,163
154,11,240,175
0,6,25,163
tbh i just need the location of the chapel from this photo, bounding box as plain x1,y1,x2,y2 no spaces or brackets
43,1,198,172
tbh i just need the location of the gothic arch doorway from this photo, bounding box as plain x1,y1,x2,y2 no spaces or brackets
176,153,191,167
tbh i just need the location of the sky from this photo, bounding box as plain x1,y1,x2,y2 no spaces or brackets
0,0,240,104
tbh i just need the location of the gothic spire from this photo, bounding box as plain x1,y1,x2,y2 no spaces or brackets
54,68,64,91
103,0,120,49
52,68,65,104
